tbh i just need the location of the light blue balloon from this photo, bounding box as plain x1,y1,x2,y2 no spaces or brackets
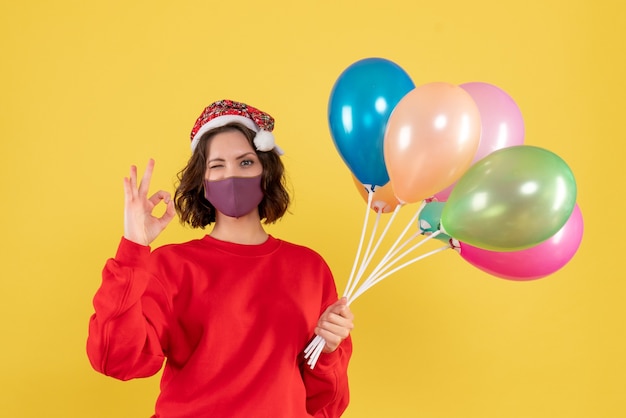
328,58,415,187
418,201,452,243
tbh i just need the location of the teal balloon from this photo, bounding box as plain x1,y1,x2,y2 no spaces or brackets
328,57,414,187
440,145,577,251
418,201,452,243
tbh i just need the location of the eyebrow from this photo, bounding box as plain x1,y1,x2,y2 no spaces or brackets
207,151,257,164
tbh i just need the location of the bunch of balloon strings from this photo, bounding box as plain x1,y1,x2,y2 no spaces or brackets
304,190,450,369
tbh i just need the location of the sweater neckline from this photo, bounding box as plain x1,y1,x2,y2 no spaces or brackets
201,234,281,256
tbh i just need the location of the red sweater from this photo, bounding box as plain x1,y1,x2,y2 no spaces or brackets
87,235,351,417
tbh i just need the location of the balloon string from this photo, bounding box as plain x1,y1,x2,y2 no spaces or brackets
306,200,444,367
310,187,379,371
354,201,426,294
380,200,426,266
351,203,404,294
304,334,327,368
345,202,404,300
342,188,375,299
356,229,441,296
349,242,449,304
346,207,383,299
306,336,326,368
367,230,420,281
304,335,322,355
307,230,448,367
358,208,382,277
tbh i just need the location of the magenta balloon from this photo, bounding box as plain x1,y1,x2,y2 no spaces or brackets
432,82,525,202
459,204,583,281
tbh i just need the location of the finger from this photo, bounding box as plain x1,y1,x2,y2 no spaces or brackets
148,190,171,207
146,191,177,226
331,297,348,309
325,298,353,318
319,313,354,333
338,304,354,321
317,321,352,340
159,200,177,226
138,158,155,197
123,177,133,202
316,329,341,349
128,165,138,196
315,327,348,353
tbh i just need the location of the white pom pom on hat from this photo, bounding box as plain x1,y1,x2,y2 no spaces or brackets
190,100,284,155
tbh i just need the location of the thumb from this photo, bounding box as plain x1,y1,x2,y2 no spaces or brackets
329,297,349,314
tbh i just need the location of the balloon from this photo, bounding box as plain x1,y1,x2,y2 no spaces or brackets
328,58,415,187
432,82,525,202
459,204,583,281
384,82,481,203
440,145,577,251
351,176,400,213
417,201,452,243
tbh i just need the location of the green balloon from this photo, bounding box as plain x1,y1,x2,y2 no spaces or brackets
440,145,577,251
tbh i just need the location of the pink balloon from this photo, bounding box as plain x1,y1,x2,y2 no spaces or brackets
458,204,583,281
433,82,525,202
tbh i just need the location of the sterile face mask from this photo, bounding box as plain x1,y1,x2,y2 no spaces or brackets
204,175,264,218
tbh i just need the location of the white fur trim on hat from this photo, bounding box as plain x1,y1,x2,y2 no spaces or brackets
190,115,258,151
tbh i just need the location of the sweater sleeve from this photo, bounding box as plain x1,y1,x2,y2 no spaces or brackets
301,256,353,418
86,237,170,381
302,335,353,417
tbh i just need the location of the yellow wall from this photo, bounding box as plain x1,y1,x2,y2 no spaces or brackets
1,0,623,416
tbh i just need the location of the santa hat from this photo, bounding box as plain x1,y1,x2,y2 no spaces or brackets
190,100,283,155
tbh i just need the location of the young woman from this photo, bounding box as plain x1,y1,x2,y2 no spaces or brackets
87,100,354,417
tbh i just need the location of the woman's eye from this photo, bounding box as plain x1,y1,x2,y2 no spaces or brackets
241,160,254,167
208,164,224,169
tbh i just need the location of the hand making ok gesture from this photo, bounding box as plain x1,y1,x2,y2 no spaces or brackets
123,159,176,246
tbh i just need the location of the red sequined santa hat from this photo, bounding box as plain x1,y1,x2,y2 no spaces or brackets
190,100,283,155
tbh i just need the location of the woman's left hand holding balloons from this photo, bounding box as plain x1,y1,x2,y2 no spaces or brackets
316,298,355,353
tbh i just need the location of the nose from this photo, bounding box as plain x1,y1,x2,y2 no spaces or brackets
223,164,237,179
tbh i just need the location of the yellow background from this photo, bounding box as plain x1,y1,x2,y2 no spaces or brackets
1,0,624,416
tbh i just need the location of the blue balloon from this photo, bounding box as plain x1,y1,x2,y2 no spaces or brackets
328,58,415,187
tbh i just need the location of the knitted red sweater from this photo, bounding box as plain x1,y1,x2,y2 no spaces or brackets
87,236,352,417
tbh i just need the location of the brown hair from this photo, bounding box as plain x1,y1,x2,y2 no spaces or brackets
174,123,290,228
